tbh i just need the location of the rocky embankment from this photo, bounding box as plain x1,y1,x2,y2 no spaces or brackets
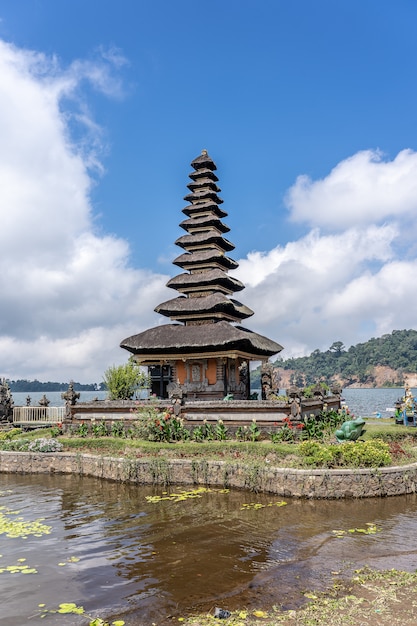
275,365,417,389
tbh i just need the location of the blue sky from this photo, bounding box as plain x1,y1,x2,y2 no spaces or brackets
1,1,417,382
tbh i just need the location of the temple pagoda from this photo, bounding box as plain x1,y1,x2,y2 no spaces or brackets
120,151,283,399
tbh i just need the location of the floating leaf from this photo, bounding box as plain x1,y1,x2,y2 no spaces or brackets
253,609,268,617
0,561,38,574
0,508,51,538
332,524,381,538
57,602,85,614
146,487,229,504
241,501,287,510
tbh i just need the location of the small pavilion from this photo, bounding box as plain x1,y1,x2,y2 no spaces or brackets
120,151,283,400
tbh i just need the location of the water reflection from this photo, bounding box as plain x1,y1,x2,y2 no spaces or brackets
1,474,417,625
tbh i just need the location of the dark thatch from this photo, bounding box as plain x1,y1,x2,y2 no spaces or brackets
187,179,221,192
173,249,239,270
155,293,254,321
190,152,217,171
179,214,230,233
166,269,245,293
121,321,283,358
183,189,223,205
174,231,235,252
189,168,219,182
182,201,227,218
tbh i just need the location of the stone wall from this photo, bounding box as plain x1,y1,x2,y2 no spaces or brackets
1,450,417,499
65,395,342,433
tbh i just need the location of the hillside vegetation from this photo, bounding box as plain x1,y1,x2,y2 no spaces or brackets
253,329,417,389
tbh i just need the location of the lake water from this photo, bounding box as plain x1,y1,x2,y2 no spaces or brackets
12,390,108,407
342,387,413,417
2,474,417,626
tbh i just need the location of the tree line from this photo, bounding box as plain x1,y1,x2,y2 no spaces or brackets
251,329,417,388
7,380,105,392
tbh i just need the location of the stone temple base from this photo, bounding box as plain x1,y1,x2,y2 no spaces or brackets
63,395,341,434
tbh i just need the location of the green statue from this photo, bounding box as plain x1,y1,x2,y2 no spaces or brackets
335,416,366,443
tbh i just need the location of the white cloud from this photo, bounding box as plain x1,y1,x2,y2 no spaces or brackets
232,147,417,360
286,149,417,230
235,218,417,359
0,40,169,383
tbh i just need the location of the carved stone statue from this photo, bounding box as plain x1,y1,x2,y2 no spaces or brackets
0,378,14,422
61,381,80,406
330,382,342,397
261,362,280,400
167,382,185,416
38,394,50,407
335,416,366,442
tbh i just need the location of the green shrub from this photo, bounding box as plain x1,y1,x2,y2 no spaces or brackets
340,439,392,467
269,416,306,443
298,439,392,468
103,359,150,400
111,421,125,438
215,420,229,441
191,421,215,442
50,424,63,438
75,422,89,437
298,441,341,467
302,382,329,398
133,405,189,442
236,420,261,442
0,438,31,451
0,428,21,441
91,420,108,437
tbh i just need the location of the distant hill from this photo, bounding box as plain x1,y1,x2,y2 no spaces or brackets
7,380,105,392
251,329,417,389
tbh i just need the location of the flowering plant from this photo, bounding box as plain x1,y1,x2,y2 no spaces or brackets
28,438,63,453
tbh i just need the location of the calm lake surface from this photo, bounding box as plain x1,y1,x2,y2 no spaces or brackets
2,474,417,626
342,387,413,417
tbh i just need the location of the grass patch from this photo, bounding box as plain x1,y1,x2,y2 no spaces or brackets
178,568,417,625
3,420,417,468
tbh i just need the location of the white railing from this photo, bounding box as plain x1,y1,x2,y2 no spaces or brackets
12,406,65,424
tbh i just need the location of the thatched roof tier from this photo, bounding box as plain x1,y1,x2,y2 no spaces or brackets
189,168,219,182
155,293,254,322
187,178,221,192
166,269,245,294
190,151,217,171
179,215,230,233
182,201,227,218
183,189,223,205
121,321,283,360
174,231,235,252
173,249,239,271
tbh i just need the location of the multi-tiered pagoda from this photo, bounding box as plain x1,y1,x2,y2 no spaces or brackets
120,151,283,399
